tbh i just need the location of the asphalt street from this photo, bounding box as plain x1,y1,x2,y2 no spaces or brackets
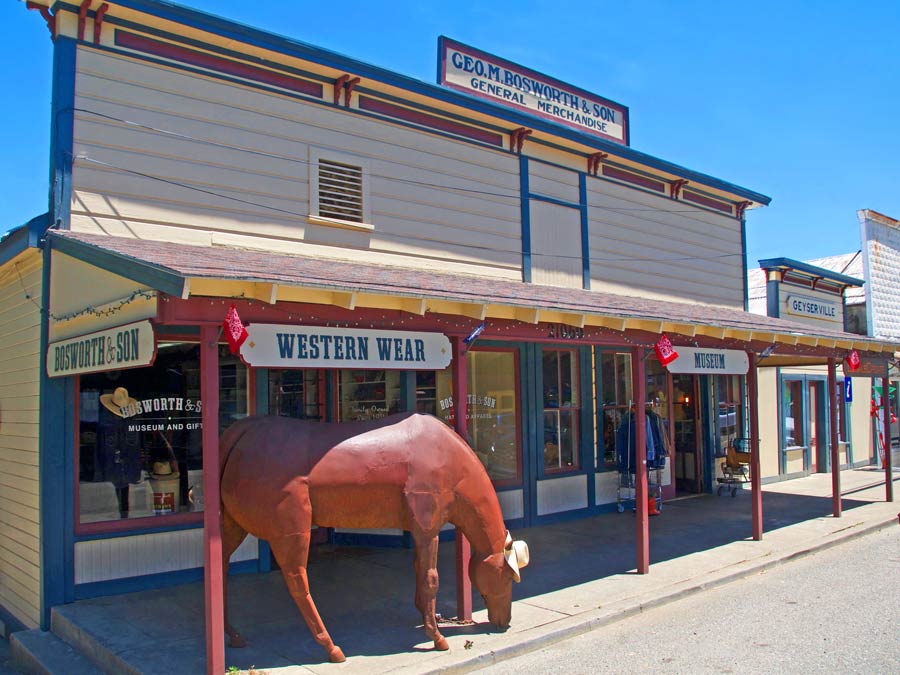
472,526,900,674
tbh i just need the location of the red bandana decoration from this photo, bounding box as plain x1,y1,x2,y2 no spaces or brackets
654,333,679,366
845,349,861,372
223,304,249,355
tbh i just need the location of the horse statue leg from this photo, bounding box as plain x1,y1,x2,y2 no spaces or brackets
221,509,249,648
268,486,345,663
412,531,449,651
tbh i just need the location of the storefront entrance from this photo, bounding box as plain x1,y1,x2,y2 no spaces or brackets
673,374,702,494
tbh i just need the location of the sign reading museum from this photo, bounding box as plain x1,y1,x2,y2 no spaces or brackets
665,347,749,375
241,324,453,370
438,37,629,145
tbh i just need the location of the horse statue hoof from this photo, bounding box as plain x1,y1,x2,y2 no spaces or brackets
329,646,346,663
434,636,449,651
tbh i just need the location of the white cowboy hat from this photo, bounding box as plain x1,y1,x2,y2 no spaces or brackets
503,531,530,583
100,387,138,417
150,461,179,480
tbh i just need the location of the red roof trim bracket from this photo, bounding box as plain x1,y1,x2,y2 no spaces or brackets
93,3,110,45
669,179,688,200
588,152,607,176
26,2,56,38
77,0,92,42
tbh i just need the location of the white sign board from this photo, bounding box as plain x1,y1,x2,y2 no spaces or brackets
241,324,452,370
438,37,629,145
47,320,156,377
665,347,749,375
784,294,839,322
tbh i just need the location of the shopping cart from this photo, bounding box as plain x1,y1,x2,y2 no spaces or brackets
716,437,751,497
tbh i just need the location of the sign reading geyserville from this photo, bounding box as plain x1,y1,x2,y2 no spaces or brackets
47,320,156,377
241,324,453,370
665,347,749,375
438,37,629,145
784,294,840,322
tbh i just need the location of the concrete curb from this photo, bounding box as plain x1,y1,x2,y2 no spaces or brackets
406,514,898,675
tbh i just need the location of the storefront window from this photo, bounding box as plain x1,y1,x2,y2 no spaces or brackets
599,351,632,470
430,350,521,484
835,379,849,444
338,369,402,421
783,379,805,448
543,349,579,471
77,343,247,525
716,375,742,451
269,369,322,419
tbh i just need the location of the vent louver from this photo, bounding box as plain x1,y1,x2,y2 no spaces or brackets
318,159,364,222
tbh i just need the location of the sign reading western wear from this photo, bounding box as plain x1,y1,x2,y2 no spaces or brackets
784,294,839,322
665,347,749,375
241,324,453,370
438,37,629,145
47,320,156,377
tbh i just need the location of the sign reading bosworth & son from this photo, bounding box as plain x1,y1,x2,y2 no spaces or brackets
438,37,629,145
241,325,453,370
47,320,156,377
665,347,749,375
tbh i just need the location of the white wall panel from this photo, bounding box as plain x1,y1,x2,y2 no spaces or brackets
594,471,619,505
536,474,587,515
497,489,524,521
530,201,583,289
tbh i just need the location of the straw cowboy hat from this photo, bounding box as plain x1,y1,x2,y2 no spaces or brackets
100,387,138,417
150,461,180,480
503,531,530,583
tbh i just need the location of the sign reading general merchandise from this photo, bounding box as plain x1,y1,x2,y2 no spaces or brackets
241,324,452,370
665,347,749,375
47,320,156,378
438,37,629,145
784,294,840,322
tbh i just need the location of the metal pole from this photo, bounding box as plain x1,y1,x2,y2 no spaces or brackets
632,347,649,574
883,375,894,502
200,325,224,675
747,353,763,540
451,336,472,619
827,358,841,517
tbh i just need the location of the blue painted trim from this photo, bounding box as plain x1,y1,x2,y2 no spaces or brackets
47,232,186,297
579,173,590,290
0,213,49,265
766,278,780,317
74,520,203,542
758,258,864,287
39,243,72,628
699,376,714,493
740,217,748,311
520,156,531,283
521,343,537,526
81,0,769,205
401,371,416,412
255,367,269,414
0,603,27,636
49,37,77,228
73,559,258,601
527,193,580,210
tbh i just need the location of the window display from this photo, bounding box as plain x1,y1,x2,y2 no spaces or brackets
599,351,632,470
77,343,247,526
338,369,402,421
543,349,579,471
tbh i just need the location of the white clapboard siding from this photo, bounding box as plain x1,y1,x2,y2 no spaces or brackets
587,176,744,307
71,47,522,276
529,200,583,288
74,530,258,584
0,255,42,628
528,160,579,204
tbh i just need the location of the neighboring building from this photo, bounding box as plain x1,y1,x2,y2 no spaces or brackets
1,0,894,647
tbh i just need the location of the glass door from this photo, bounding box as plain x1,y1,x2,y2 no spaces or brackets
673,374,702,493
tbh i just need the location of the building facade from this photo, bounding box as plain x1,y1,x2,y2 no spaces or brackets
1,0,895,648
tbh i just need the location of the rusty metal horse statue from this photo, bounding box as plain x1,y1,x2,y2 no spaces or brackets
219,412,529,663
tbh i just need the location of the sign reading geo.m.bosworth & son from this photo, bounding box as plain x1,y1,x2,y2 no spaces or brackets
438,37,629,145
47,320,156,377
241,324,452,370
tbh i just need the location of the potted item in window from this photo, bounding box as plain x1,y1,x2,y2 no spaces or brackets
149,460,180,515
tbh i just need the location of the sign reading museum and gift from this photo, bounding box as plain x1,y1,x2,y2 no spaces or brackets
438,37,629,145
665,347,749,375
241,324,453,370
47,320,156,377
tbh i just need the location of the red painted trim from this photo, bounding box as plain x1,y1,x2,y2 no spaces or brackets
114,29,323,98
333,74,349,105
201,325,225,675
77,0,91,42
358,96,503,147
588,152,607,176
882,375,893,502
601,165,666,193
451,336,472,621
735,200,752,220
344,77,361,107
669,179,688,200
93,4,109,45
26,2,56,37
632,347,649,574
682,189,733,214
827,359,841,516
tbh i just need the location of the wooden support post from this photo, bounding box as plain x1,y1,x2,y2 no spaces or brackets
827,358,842,517
747,352,763,541
200,325,224,675
452,336,472,620
883,375,894,503
632,347,649,574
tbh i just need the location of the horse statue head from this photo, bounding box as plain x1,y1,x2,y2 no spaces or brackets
469,530,529,628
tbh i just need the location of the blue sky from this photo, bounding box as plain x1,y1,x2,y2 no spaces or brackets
2,0,899,269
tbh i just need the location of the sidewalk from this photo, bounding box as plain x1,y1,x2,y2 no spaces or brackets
11,467,899,675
